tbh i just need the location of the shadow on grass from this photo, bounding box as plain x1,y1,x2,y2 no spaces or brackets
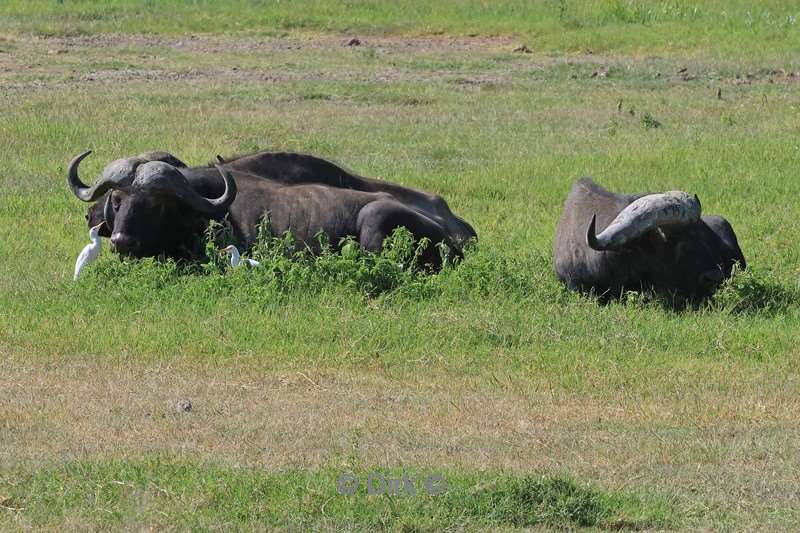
581,266,797,316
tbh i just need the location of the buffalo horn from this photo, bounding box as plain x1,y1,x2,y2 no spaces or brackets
67,151,138,202
133,161,237,215
587,191,701,251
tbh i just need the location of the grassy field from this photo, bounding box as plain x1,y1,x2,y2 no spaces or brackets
2,2,800,531
2,0,800,58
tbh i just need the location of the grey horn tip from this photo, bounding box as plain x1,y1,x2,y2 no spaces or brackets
216,155,225,164
73,149,93,162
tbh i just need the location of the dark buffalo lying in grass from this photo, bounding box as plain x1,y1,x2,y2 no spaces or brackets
69,150,476,268
554,177,745,299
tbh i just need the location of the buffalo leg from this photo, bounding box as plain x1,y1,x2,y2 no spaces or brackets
357,200,450,269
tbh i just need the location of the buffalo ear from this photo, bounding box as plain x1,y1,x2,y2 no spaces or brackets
639,227,668,250
86,193,112,237
102,192,116,236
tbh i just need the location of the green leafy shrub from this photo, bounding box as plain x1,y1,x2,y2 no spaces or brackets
200,217,446,297
710,264,796,314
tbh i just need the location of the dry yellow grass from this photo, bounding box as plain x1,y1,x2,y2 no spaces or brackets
2,357,799,528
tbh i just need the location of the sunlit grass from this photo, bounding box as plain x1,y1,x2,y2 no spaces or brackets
0,459,676,530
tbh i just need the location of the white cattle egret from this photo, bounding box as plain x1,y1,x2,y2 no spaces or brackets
74,223,103,280
221,245,261,268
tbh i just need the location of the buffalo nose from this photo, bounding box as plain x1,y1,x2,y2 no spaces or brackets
110,232,140,253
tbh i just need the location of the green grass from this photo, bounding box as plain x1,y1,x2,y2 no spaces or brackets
0,459,675,530
2,41,799,377
2,0,800,57
3,3,800,531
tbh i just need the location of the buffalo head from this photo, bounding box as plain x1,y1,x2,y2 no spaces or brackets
554,178,746,299
83,151,189,237
67,151,236,258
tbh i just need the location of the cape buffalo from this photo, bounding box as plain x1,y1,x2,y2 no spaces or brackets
69,150,476,267
554,177,745,299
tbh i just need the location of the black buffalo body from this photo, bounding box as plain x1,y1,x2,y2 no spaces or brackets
554,177,745,299
71,150,477,267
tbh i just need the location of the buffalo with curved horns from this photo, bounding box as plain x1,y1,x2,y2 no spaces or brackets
69,150,477,267
554,178,745,298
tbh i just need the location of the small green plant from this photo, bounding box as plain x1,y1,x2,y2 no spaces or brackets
641,111,662,129
710,264,795,314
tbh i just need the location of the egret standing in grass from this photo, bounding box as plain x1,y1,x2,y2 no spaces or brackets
74,223,104,280
221,245,261,268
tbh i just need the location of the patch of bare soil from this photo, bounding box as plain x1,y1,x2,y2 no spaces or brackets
733,68,800,85
0,68,510,95
0,33,529,94
37,33,519,55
